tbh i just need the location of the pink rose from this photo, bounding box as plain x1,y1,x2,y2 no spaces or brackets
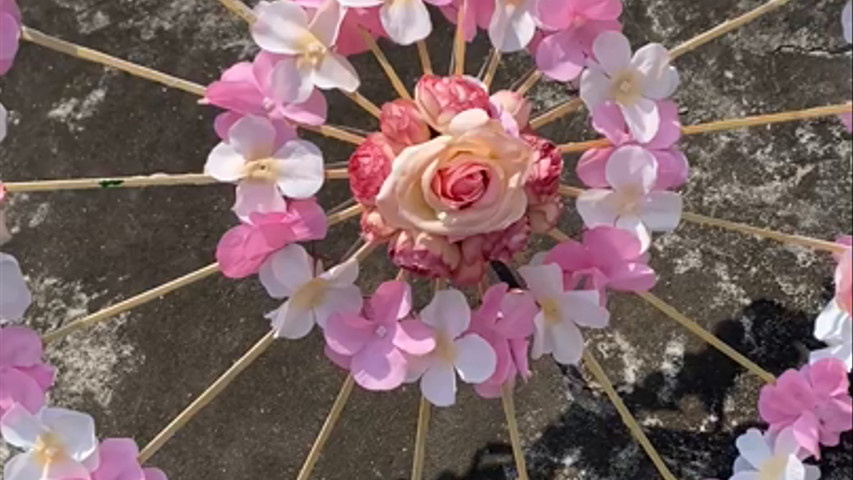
415,75,493,132
440,0,494,42
491,90,533,131
0,326,56,418
0,0,21,76
522,134,564,202
455,219,530,286
380,99,431,149
389,230,461,280
376,110,534,238
360,208,397,243
348,133,396,206
527,196,562,234
92,438,168,480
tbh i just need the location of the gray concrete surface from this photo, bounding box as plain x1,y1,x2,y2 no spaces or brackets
0,0,851,479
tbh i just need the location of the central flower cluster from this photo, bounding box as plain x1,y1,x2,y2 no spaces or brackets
349,75,563,285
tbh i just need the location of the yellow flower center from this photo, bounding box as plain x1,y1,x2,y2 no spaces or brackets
433,332,458,364
290,278,330,311
34,433,65,467
243,158,278,183
609,70,643,106
298,32,328,68
540,297,562,327
758,455,787,480
614,184,644,216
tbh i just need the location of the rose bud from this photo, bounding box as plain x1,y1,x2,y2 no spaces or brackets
380,99,431,148
491,90,532,130
348,133,397,206
523,133,564,203
415,74,493,132
527,196,562,234
360,208,398,243
389,230,461,280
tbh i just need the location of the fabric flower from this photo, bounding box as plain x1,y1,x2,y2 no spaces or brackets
408,289,497,407
522,134,563,203
810,236,852,370
468,283,537,398
580,31,680,143
489,0,537,52
348,133,396,206
731,428,821,480
294,0,388,56
91,438,167,480
534,0,623,82
0,0,21,76
324,281,435,391
360,208,397,243
337,0,452,45
519,262,610,365
579,100,689,191
260,244,362,339
527,196,562,234
379,100,431,149
491,90,532,132
1,102,8,142
456,218,531,285
251,0,360,102
576,145,683,250
440,0,495,43
1,405,100,480
389,230,462,280
0,326,55,418
215,199,328,279
205,115,324,220
834,236,852,315
414,75,493,133
843,1,852,44
0,252,30,322
758,359,853,460
376,109,533,238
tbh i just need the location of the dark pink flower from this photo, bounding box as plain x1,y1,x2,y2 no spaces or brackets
389,230,462,280
92,438,168,480
456,219,531,286
522,134,564,202
380,99,431,148
0,326,56,418
0,0,21,75
527,195,562,234
414,74,493,132
348,133,396,206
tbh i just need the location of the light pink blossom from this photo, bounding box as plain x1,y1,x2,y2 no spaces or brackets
491,90,532,132
379,99,431,149
92,439,167,480
732,428,821,480
457,218,531,285
294,0,387,56
0,252,30,321
337,0,453,45
0,0,21,75
843,1,852,44
414,75,493,132
0,326,55,418
348,133,396,206
758,359,853,460
489,0,538,52
810,236,852,371
440,0,494,43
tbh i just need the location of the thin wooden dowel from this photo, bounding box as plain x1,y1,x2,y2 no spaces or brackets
21,27,207,96
417,41,433,75
216,0,257,23
299,124,365,145
582,350,677,480
669,0,794,59
411,395,431,480
327,204,364,226
453,0,467,76
515,70,543,96
359,28,412,100
296,374,356,480
530,98,584,130
138,331,276,463
636,292,777,384
501,385,529,480
344,91,382,118
482,49,502,90
548,229,571,242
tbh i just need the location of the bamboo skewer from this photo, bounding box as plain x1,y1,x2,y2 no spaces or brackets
482,49,502,90
411,395,431,480
344,91,383,119
582,350,677,480
417,41,434,75
216,0,257,23
299,124,365,145
548,229,571,242
515,70,543,96
296,374,357,480
327,204,364,226
453,1,468,76
530,98,584,130
501,385,529,480
636,292,777,384
359,29,412,100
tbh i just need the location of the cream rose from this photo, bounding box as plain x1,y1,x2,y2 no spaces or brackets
376,109,534,238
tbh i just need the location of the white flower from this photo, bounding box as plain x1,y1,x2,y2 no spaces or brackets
519,263,610,365
259,244,363,339
1,405,100,480
338,0,439,45
411,289,497,407
580,31,680,143
489,0,537,52
843,1,852,44
0,102,7,143
576,145,683,251
731,428,821,480
204,116,324,221
251,0,360,101
0,253,31,322
810,299,852,372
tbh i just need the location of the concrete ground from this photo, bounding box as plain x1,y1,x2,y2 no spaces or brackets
1,0,851,479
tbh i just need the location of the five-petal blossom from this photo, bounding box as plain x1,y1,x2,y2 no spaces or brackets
731,428,821,480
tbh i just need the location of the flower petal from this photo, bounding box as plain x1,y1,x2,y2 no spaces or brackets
620,98,660,144
536,30,585,82
39,408,99,463
576,189,621,228
489,3,536,52
392,319,436,355
604,145,658,192
549,320,584,365
315,284,364,328
324,312,373,356
351,338,407,391
3,453,43,480
0,404,44,449
205,143,246,182
735,429,772,469
369,281,413,324
259,244,315,299
380,0,432,45
270,57,314,105
273,139,325,198
453,333,497,384
266,300,316,339
560,290,610,328
639,191,683,231
518,263,564,300
251,0,312,54
631,43,679,99
420,288,471,339
592,31,632,76
420,362,457,407
233,182,287,221
312,52,361,92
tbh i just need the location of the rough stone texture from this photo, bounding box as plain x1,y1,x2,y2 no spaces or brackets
1,0,851,479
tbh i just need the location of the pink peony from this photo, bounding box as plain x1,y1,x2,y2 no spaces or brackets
360,208,397,243
215,199,328,279
522,134,564,202
389,230,462,280
0,0,21,76
379,99,431,149
414,75,493,132
527,195,562,234
92,438,168,480
578,100,688,191
348,133,396,206
836,235,852,315
758,358,853,460
456,219,531,286
491,90,533,132
0,326,56,418
324,281,435,391
467,283,537,398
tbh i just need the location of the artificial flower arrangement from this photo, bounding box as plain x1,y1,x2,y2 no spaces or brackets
0,0,851,479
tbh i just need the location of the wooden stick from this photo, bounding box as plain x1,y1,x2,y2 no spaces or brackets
417,41,434,76
359,28,412,100
138,330,276,463
515,70,543,96
21,27,207,96
548,229,571,242
669,0,795,59
296,374,356,480
411,395,431,480
454,0,468,76
582,350,677,480
216,0,257,23
344,91,382,119
636,292,777,384
501,385,529,480
43,263,220,344
299,124,365,145
530,98,583,130
482,49,502,90
327,204,364,226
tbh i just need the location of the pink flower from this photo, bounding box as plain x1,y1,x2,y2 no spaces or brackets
389,230,461,280
527,196,562,234
454,218,530,286
1,252,30,321
0,326,56,418
545,226,656,303
92,438,168,480
579,100,688,191
523,134,564,202
0,181,9,245
440,0,494,43
294,0,387,56
491,90,533,132
841,113,853,133
216,199,328,279
836,235,852,315
324,281,436,391
348,133,396,206
379,99,431,149
414,75,493,132
468,283,537,398
0,0,21,75
360,208,397,243
205,51,328,129
758,359,853,459
337,0,451,45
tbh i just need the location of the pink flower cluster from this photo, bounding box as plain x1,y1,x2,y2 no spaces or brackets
0,326,55,418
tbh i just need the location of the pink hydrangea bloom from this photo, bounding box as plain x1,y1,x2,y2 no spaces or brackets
0,0,21,75
92,438,168,480
389,230,462,281
348,133,396,206
758,358,853,460
379,99,431,149
0,326,56,417
294,0,387,56
215,199,328,279
468,283,537,398
324,281,436,391
578,100,688,191
414,75,493,132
